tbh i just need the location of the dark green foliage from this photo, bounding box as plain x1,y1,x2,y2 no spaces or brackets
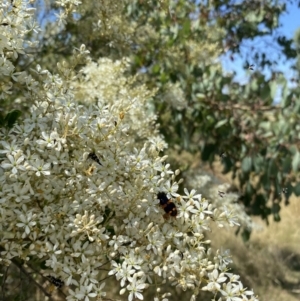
0,110,22,129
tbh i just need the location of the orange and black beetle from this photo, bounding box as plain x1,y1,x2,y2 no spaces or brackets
157,192,177,217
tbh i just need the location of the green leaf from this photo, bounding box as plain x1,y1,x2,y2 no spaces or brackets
196,93,205,99
245,182,254,195
260,173,271,191
0,115,5,127
253,154,264,172
272,202,281,222
222,156,233,174
241,228,251,242
152,64,160,74
201,143,216,161
251,79,258,91
270,81,278,99
294,183,300,196
181,19,191,37
4,110,22,128
267,159,277,176
289,145,298,155
241,157,252,173
215,119,228,128
273,212,281,222
282,156,291,174
252,194,267,215
292,151,300,172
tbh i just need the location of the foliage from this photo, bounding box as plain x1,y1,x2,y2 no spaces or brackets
123,0,300,225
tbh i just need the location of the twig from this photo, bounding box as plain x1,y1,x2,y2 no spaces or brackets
26,262,67,298
99,272,116,284
1,266,9,301
11,258,54,300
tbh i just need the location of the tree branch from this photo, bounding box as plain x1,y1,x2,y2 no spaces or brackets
11,258,54,301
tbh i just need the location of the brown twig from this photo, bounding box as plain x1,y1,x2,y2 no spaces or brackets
11,258,54,300
1,265,9,300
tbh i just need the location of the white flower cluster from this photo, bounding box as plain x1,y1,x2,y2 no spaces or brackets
0,1,259,301
184,170,260,232
162,82,187,111
0,0,39,100
74,57,161,142
0,64,259,301
54,0,82,26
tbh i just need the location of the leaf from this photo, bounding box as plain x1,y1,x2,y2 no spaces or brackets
215,119,228,128
196,93,205,99
0,115,5,127
273,212,281,222
267,159,277,176
289,145,298,155
245,182,254,195
182,20,191,36
241,228,251,242
252,194,267,215
270,81,278,99
253,154,264,172
4,110,22,128
272,203,281,222
222,156,233,174
292,151,300,172
294,183,300,196
241,157,252,173
201,143,216,161
282,156,291,174
245,12,257,22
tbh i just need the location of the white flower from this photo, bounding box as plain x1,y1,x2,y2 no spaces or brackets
29,158,51,176
109,261,135,287
177,198,194,221
7,182,30,203
125,275,146,301
0,140,19,155
163,180,179,197
70,211,107,242
202,269,227,292
67,283,96,301
16,211,37,237
1,153,26,174
182,188,202,201
36,130,60,149
94,282,106,299
148,136,168,152
54,11,68,27
190,198,212,219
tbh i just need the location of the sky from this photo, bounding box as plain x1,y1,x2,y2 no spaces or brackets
221,1,300,86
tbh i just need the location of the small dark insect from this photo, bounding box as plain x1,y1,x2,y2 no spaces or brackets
248,64,254,70
47,276,64,288
219,152,227,159
279,188,288,195
121,241,132,246
218,191,225,198
157,192,177,217
88,152,102,165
